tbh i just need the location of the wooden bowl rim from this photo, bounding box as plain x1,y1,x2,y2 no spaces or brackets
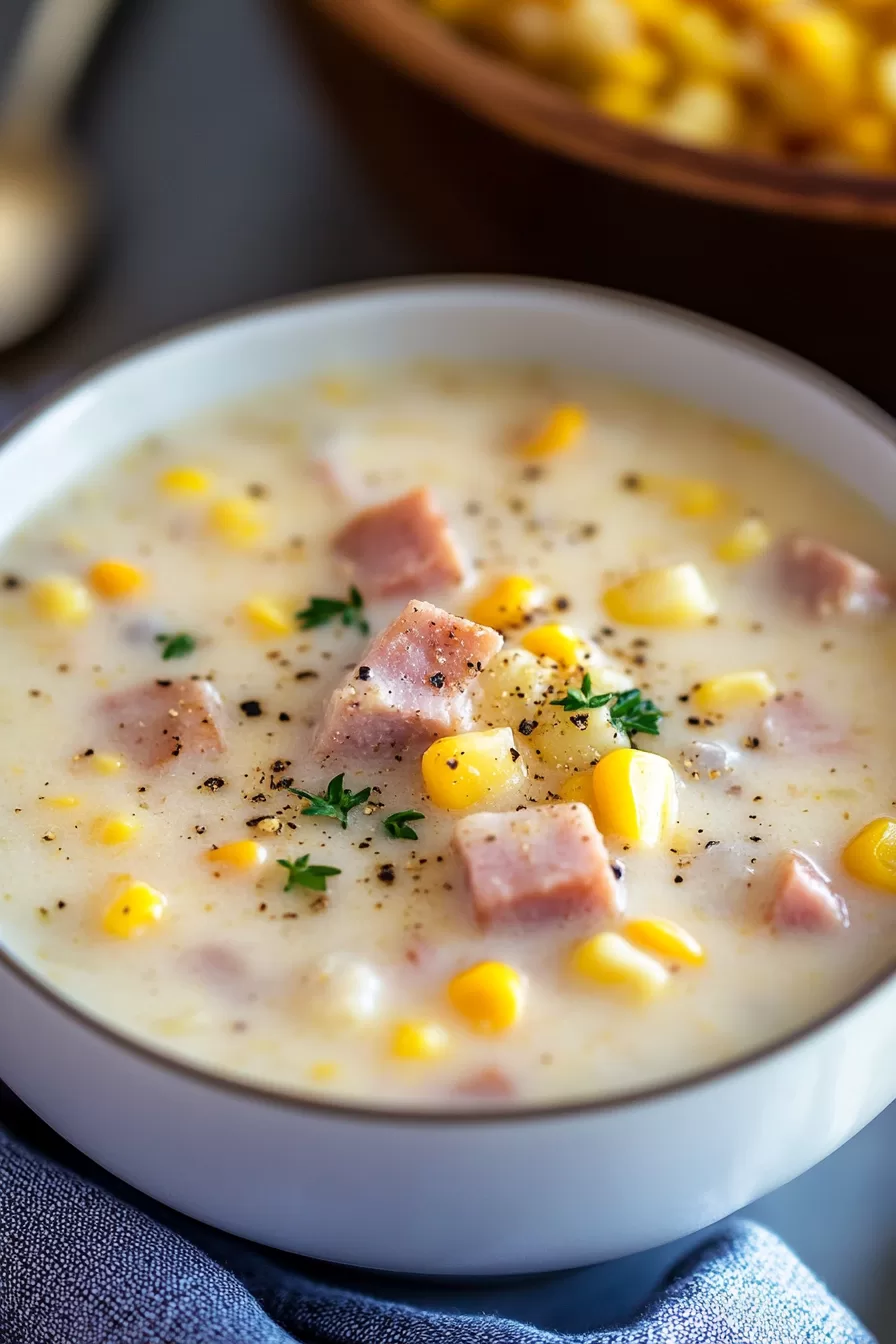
315,0,896,224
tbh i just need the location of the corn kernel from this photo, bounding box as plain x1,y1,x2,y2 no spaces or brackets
873,46,896,117
592,747,678,846
519,403,587,458
470,575,544,630
715,516,772,563
208,497,265,546
103,881,167,938
422,727,525,810
559,770,599,817
603,562,717,625
625,916,706,965
655,79,740,147
835,112,892,169
669,478,727,518
90,753,124,775
392,1021,451,1060
313,374,366,405
92,814,140,846
243,595,293,637
571,931,669,998
589,77,654,123
45,795,79,809
30,575,92,626
671,5,739,76
448,961,526,1034
308,1060,340,1083
521,623,587,667
771,7,859,100
158,466,212,497
627,0,682,30
692,670,776,714
842,817,896,893
205,840,267,870
88,559,147,601
602,41,669,87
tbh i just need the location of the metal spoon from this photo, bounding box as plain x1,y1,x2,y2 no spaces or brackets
0,0,115,350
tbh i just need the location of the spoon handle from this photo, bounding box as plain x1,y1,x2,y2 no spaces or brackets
1,0,117,137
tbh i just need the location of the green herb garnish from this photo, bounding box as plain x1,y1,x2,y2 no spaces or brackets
277,854,341,893
155,632,197,660
551,675,663,738
383,809,425,841
296,586,369,635
288,773,371,828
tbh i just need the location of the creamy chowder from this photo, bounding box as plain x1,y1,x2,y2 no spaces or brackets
0,363,894,1107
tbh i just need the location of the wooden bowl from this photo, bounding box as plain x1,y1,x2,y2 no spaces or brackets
314,0,896,225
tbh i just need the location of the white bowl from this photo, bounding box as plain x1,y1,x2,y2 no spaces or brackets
1,280,894,1274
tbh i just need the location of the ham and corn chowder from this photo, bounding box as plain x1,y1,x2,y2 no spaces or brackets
0,364,894,1106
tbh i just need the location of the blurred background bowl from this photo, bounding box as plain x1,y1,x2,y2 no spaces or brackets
281,0,896,409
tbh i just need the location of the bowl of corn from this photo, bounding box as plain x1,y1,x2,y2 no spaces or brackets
311,0,896,220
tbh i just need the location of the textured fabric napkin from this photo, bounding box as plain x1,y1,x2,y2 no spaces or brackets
0,1121,874,1344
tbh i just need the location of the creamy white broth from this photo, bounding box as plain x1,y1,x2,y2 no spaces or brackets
0,362,894,1106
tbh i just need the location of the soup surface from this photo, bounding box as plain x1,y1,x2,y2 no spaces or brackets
1,362,894,1107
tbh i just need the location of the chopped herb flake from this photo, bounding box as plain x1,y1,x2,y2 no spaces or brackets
155,632,196,660
384,809,425,840
289,773,371,828
278,854,341,893
297,587,369,635
551,675,663,737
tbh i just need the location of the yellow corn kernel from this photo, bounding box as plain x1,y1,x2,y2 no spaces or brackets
470,575,544,630
873,46,896,118
313,374,366,405
571,931,669,998
671,4,739,75
205,840,267,870
559,770,598,818
208,497,265,547
88,559,147,601
519,403,587,459
92,814,140,846
835,112,892,169
448,961,525,1034
625,916,706,966
655,79,740,148
842,817,896,893
90,753,124,775
30,575,92,626
669,478,727,518
715,516,772,563
589,78,654,123
627,0,682,30
602,41,669,88
243,595,292,637
771,7,859,100
692,670,776,714
592,747,678,846
45,795,79,809
103,881,167,938
521,623,587,667
158,466,212,497
308,1060,340,1083
422,728,525,810
603,563,717,626
392,1021,451,1060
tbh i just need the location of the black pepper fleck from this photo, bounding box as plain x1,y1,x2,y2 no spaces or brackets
240,700,263,717
357,666,372,681
518,719,537,737
377,863,396,884
430,672,445,689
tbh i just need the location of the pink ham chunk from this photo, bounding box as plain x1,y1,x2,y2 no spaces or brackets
313,600,502,761
779,536,891,618
333,488,465,598
771,851,849,932
760,692,847,755
102,678,226,768
454,802,623,927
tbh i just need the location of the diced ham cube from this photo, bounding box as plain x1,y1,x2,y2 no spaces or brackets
779,535,891,618
760,692,847,754
333,488,465,598
313,600,503,760
454,802,623,927
771,850,849,932
102,678,226,768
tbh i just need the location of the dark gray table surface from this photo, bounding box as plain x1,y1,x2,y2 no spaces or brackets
0,1,892,1338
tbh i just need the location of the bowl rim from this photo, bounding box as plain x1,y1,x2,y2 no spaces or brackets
313,0,896,225
2,273,895,1125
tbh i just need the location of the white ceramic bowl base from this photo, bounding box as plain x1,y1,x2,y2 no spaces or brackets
0,281,893,1274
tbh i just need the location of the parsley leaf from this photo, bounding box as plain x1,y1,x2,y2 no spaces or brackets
277,854,341,893
551,675,663,738
296,586,369,635
384,809,425,841
155,632,196,660
288,773,371,828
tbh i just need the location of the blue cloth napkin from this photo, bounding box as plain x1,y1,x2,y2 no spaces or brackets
0,1122,874,1344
